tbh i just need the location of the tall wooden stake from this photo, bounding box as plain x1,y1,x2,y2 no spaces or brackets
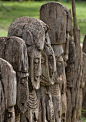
71,0,81,121
0,0,10,12
72,0,77,29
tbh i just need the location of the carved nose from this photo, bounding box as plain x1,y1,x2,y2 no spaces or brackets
64,55,68,62
0,73,2,80
50,71,54,77
57,62,62,67
52,66,56,73
34,76,40,81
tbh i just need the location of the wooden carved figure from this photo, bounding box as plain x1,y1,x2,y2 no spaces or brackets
66,37,75,122
0,37,29,122
38,35,56,122
8,17,47,90
40,2,72,122
8,17,49,122
0,58,16,122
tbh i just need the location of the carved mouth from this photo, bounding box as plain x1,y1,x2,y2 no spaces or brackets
50,73,54,78
20,103,27,113
33,77,40,89
55,76,62,84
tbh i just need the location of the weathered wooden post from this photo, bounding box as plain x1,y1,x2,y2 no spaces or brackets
8,17,54,122
38,38,56,122
82,35,86,118
0,36,29,122
71,0,82,121
0,58,16,122
40,2,72,122
66,36,76,122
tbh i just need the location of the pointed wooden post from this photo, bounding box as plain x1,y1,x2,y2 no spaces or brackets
71,0,82,121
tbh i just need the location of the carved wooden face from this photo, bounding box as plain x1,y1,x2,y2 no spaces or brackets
41,44,56,85
45,43,56,78
6,107,15,121
33,56,41,89
28,49,41,90
56,55,64,76
17,72,29,113
0,37,29,115
53,45,64,76
62,41,69,66
48,54,56,78
41,53,55,80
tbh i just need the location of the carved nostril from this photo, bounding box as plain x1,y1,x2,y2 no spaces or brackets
50,72,54,77
21,103,24,106
52,72,54,75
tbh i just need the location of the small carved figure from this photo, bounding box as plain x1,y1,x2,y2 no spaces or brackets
38,36,56,122
0,58,16,122
66,36,75,122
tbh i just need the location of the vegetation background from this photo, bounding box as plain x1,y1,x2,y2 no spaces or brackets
0,0,86,43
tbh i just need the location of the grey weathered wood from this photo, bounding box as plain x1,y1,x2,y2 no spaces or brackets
66,36,75,122
82,35,86,117
0,58,16,122
8,17,48,90
0,2,83,121
38,37,56,122
8,17,50,122
40,2,72,122
71,0,82,121
0,36,29,121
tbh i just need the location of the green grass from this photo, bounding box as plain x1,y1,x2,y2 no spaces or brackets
0,1,86,42
81,114,86,122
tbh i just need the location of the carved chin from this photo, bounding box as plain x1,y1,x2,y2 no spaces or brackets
55,76,62,84
19,104,27,113
50,73,54,78
33,78,40,90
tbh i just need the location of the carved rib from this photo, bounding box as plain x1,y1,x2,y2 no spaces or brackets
27,90,38,110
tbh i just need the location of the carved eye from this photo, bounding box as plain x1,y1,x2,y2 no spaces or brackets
41,59,45,64
57,62,62,67
21,79,25,84
7,112,12,118
48,55,53,60
34,58,39,64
